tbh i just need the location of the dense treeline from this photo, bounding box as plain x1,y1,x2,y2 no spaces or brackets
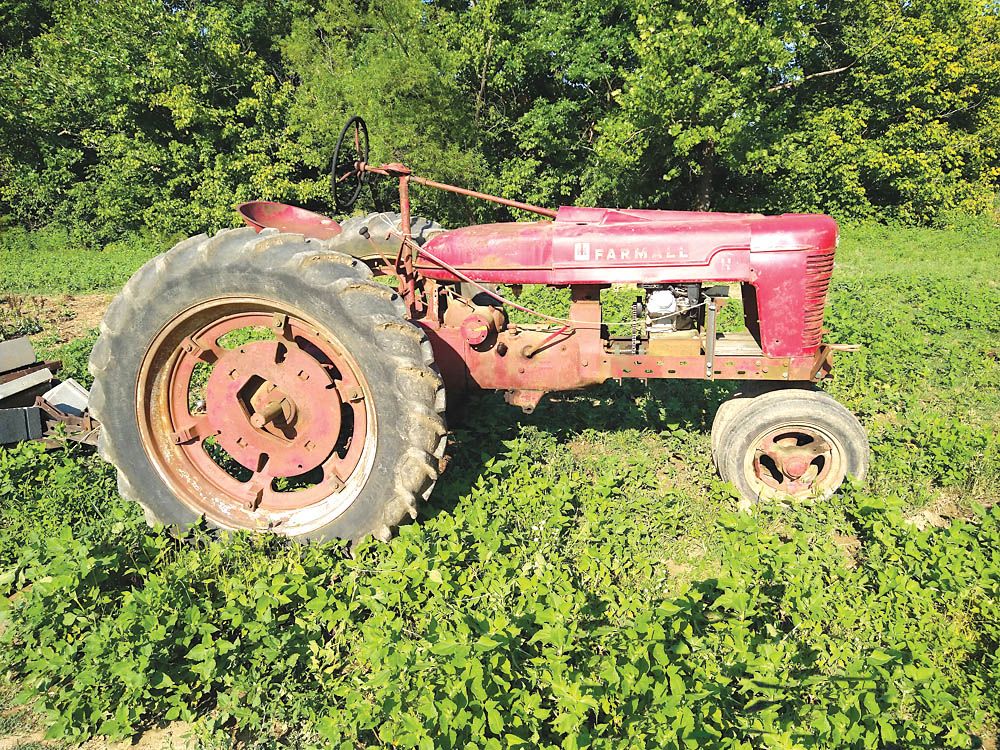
1,0,998,240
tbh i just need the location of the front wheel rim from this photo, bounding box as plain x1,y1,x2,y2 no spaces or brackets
136,296,377,534
742,422,846,500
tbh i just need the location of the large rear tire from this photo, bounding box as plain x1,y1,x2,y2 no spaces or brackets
89,228,447,543
330,212,443,263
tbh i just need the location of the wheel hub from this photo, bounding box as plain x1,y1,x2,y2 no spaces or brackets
246,383,297,433
752,429,834,496
205,341,342,478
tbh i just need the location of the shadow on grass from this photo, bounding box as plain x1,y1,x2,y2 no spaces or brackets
424,378,739,523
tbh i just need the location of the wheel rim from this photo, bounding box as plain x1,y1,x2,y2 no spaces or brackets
742,423,845,500
136,297,376,534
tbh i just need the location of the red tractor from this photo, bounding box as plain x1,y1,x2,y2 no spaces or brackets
90,117,868,543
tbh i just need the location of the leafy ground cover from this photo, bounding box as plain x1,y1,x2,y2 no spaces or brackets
0,223,997,749
0,228,172,295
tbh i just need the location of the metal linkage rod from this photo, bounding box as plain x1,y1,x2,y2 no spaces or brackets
408,175,557,219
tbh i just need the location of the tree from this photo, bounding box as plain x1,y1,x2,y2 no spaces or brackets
0,0,304,239
589,0,1000,219
757,0,1000,222
0,0,997,233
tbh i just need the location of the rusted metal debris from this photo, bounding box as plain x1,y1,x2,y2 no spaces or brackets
0,336,99,447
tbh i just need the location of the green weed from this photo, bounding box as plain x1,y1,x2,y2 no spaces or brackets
0,296,44,340
0,227,168,295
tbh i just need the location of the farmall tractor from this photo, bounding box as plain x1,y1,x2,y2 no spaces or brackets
89,117,869,543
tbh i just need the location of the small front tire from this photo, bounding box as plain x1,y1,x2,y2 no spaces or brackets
713,389,868,502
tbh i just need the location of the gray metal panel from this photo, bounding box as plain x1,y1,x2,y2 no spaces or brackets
0,406,43,444
25,406,42,439
42,378,90,417
0,368,53,404
0,337,36,374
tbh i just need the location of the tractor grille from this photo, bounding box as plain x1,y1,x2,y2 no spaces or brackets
803,248,835,348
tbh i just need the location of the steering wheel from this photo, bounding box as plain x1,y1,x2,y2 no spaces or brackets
330,115,369,213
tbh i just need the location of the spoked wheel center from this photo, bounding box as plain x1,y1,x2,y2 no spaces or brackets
140,300,375,525
749,426,839,498
205,340,342,478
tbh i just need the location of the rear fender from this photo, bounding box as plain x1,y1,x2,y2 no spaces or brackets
237,202,342,239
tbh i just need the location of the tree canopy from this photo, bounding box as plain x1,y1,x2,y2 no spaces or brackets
1,0,997,239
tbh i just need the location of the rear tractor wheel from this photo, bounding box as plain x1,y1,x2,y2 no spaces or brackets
712,389,868,502
89,228,447,543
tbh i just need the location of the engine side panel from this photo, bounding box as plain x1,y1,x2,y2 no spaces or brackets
414,208,838,358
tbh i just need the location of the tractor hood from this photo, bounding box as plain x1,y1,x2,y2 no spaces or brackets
417,206,838,286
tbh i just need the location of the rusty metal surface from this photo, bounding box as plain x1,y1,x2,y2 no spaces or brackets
34,396,100,446
237,202,342,239
358,160,557,218
420,281,834,409
414,210,838,360
230,133,844,409
137,300,372,526
425,320,830,395
202,341,344,481
408,174,557,219
750,426,837,497
0,341,96,446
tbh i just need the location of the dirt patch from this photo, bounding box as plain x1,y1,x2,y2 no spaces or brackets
935,482,998,512
904,508,952,532
0,729,46,750
904,485,997,531
2,293,112,346
663,558,691,578
0,722,194,750
99,722,195,750
57,294,113,341
831,532,862,568
39,294,113,343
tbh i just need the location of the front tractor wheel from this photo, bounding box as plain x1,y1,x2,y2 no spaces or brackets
713,389,868,503
89,228,447,543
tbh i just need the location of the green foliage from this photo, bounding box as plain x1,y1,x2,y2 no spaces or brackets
0,295,43,339
590,0,1000,219
0,226,161,293
280,0,486,225
35,330,99,387
2,0,998,233
1,442,997,747
752,1,1000,223
0,442,118,568
0,0,304,239
823,229,1000,423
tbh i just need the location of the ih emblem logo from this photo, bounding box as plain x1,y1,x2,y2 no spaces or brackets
574,242,590,261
